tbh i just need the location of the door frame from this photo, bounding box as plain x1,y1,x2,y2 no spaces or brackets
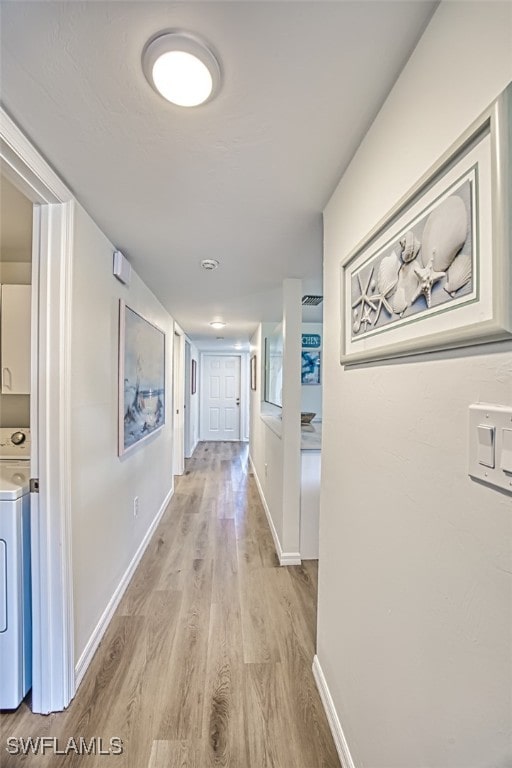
172,325,185,476
1,108,75,712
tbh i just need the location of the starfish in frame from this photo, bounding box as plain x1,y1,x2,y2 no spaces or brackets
360,304,374,332
369,288,394,325
352,267,377,318
412,255,445,308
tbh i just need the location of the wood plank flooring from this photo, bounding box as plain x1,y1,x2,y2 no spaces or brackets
0,442,340,768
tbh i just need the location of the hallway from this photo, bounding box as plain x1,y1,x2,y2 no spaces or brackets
1,442,340,768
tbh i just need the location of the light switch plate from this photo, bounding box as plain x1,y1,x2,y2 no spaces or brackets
469,404,512,493
501,428,512,473
477,424,495,468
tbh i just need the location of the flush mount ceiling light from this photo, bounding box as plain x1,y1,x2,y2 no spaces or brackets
142,30,221,107
210,321,226,329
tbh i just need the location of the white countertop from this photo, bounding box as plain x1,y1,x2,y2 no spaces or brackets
260,412,283,437
260,412,322,451
301,423,322,451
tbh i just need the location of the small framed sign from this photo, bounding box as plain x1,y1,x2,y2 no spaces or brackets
302,333,321,349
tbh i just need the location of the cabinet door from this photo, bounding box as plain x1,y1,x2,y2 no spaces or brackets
1,284,31,394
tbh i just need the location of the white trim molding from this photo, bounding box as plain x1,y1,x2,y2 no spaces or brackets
0,108,72,204
312,655,356,768
75,486,174,687
249,456,301,566
34,201,76,713
1,106,76,713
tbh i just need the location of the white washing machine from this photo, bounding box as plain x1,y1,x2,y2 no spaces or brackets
0,427,32,709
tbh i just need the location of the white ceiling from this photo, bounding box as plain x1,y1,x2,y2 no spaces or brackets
0,1,437,349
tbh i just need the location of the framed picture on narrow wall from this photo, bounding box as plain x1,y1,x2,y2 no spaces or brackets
250,354,257,390
191,358,197,395
301,349,321,385
118,300,165,456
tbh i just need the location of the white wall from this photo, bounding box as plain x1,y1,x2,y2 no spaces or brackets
319,3,512,768
301,322,322,418
250,289,304,563
71,203,175,664
191,345,199,452
249,323,268,479
249,322,285,545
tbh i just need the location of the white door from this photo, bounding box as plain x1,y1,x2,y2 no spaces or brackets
201,355,241,441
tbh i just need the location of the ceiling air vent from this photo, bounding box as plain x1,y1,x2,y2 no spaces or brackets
302,295,323,306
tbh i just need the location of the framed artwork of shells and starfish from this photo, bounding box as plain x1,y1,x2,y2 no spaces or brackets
340,81,512,364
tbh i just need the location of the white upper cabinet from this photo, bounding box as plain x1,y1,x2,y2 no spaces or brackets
1,284,31,394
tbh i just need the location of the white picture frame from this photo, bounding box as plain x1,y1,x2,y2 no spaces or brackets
340,81,511,365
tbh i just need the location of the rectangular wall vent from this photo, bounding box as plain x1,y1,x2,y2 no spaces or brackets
301,295,323,306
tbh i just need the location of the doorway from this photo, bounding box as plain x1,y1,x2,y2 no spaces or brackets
200,354,241,441
1,111,75,713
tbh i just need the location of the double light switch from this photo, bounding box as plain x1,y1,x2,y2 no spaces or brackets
469,404,512,492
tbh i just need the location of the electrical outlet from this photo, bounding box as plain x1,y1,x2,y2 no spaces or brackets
133,496,139,517
264,463,268,477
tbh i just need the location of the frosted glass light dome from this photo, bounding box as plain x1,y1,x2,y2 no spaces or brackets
142,31,221,107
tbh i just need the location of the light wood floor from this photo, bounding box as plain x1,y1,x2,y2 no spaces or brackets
1,442,340,768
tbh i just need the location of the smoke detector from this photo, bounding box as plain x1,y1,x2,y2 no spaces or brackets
302,295,323,306
201,258,219,270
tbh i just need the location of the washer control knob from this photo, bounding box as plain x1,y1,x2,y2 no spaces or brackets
11,431,26,445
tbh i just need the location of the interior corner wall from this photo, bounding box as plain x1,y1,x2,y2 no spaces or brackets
71,203,175,666
249,323,285,547
249,324,270,493
319,3,512,768
249,325,261,449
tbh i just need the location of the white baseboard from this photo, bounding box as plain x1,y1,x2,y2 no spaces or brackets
249,455,301,567
74,484,174,687
312,655,356,768
185,437,199,459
